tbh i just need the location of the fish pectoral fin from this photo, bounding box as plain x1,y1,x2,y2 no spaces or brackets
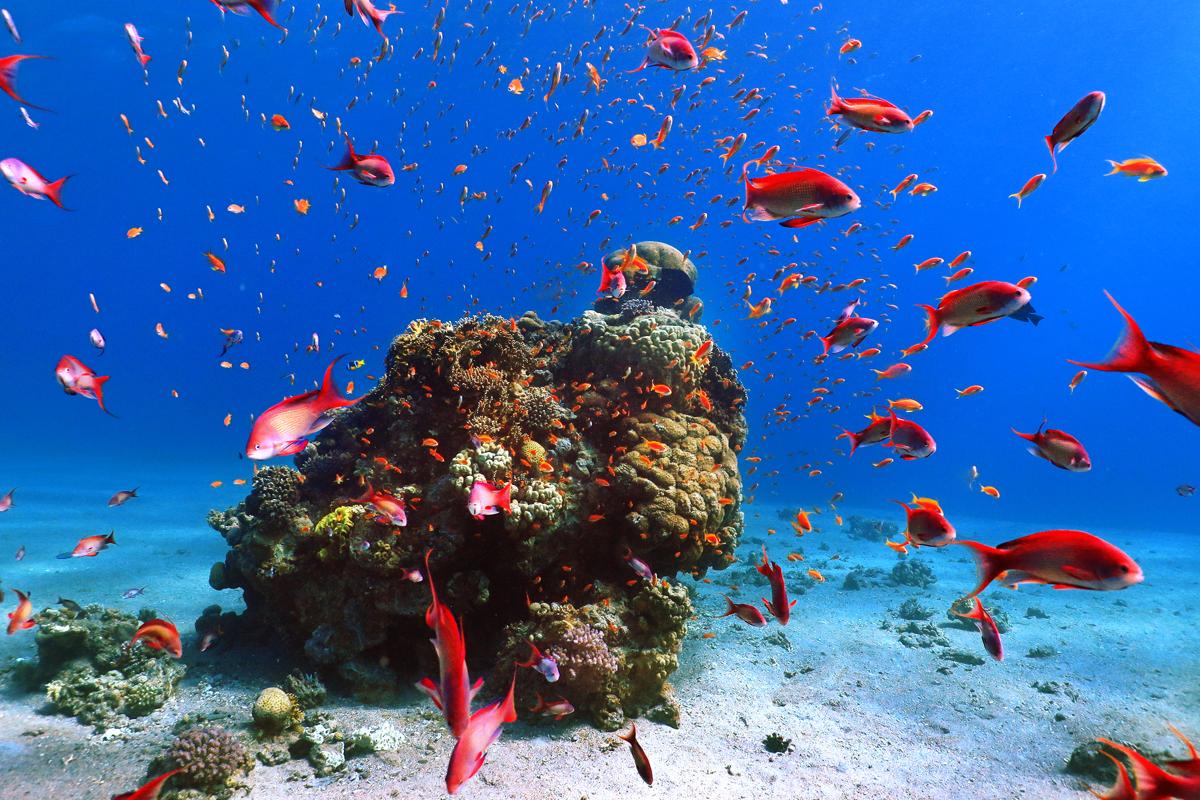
415,678,444,710
1128,376,1179,411
779,216,824,229
799,202,824,212
1060,564,1098,582
1052,584,1086,590
469,676,484,701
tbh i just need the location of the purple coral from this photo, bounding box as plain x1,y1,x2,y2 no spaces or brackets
545,624,619,696
166,726,251,787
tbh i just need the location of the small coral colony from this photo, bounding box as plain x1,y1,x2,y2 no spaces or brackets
1,3,1191,799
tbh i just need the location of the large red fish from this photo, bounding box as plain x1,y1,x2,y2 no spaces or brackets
954,530,1143,597
417,551,483,739
208,0,284,30
55,355,111,413
343,0,396,38
885,410,936,460
1068,292,1200,427
627,27,698,72
742,166,860,229
827,86,913,133
1096,735,1200,800
1045,91,1105,173
886,495,955,553
445,672,517,794
131,618,183,658
58,530,116,559
756,545,795,625
916,280,1033,346
837,410,891,456
819,300,878,356
328,135,395,187
6,588,34,635
246,356,358,460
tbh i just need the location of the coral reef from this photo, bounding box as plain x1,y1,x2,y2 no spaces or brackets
162,726,254,791
252,687,303,734
19,604,185,729
844,515,898,542
207,245,745,728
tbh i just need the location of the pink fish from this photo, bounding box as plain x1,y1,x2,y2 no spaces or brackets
916,280,1032,346
885,410,936,460
627,27,698,73
353,482,407,527
516,640,560,683
1012,421,1091,471
598,260,627,299
721,594,768,627
328,135,395,187
57,530,116,559
529,692,574,720
820,300,878,356
1045,91,1105,173
55,355,112,414
467,480,511,520
207,0,285,30
246,356,358,460
0,54,49,110
622,546,655,581
344,0,396,38
445,672,518,794
952,597,1003,661
3,158,71,209
124,23,151,68
417,551,483,738
0,489,13,512
756,545,795,625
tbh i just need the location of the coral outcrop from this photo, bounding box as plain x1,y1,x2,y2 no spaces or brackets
160,726,254,794
20,604,186,729
207,242,745,727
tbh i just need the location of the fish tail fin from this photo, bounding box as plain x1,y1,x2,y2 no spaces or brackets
950,540,1005,597
819,334,832,357
43,174,72,209
92,374,113,414
415,677,445,711
1096,739,1175,799
1008,191,1022,209
515,640,539,669
916,304,940,347
105,531,117,545
618,722,637,743
318,354,357,408
836,429,861,456
138,52,152,67
1067,291,1152,374
1088,751,1135,800
1105,160,1121,176
720,595,737,618
249,0,286,30
624,57,649,74
329,136,357,171
1045,135,1058,174
1010,427,1035,442
827,82,842,116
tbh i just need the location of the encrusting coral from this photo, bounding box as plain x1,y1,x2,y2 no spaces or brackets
19,604,186,729
207,241,745,727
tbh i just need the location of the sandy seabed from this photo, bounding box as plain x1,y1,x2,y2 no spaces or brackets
1,475,1196,799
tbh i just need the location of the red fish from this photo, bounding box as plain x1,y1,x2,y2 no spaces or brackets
916,280,1033,346
721,594,768,627
112,769,181,800
328,135,395,187
756,545,795,625
885,410,936,460
954,530,1143,597
246,356,358,460
1097,735,1200,800
742,166,860,229
1088,750,1136,800
598,259,627,298
0,54,48,110
418,551,483,739
952,597,1003,661
131,618,183,658
445,671,517,794
6,589,34,635
837,410,891,456
1046,91,1105,173
886,495,955,553
344,0,396,38
627,27,698,73
619,723,654,786
58,530,116,559
55,355,112,414
1012,421,1091,471
207,0,285,30
0,488,13,512
353,482,407,526
467,480,511,520
622,546,655,581
1068,292,1200,427
827,85,913,133
820,300,878,356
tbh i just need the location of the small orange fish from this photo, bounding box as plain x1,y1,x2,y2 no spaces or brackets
839,39,861,55
980,485,1001,498
956,385,984,398
890,174,918,199
1009,173,1046,208
649,384,672,397
807,569,826,583
909,182,937,197
644,441,668,453
1068,369,1087,393
204,252,226,273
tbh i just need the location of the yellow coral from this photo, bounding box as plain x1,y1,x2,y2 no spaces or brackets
252,687,300,733
519,439,547,467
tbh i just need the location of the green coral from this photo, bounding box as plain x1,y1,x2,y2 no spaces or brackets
313,504,361,538
283,670,327,710
24,604,185,729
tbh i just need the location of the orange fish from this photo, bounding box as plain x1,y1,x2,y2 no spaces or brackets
6,589,34,635
806,569,826,583
131,618,183,658
204,251,226,272
1008,173,1046,208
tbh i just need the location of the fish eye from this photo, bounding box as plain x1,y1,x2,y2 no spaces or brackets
1119,565,1129,573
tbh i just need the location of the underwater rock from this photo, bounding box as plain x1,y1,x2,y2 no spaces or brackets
295,721,347,776
844,515,898,542
208,285,744,729
22,604,185,729
593,241,701,321
346,722,405,755
888,558,937,588
897,598,934,620
896,621,950,649
162,726,254,792
841,566,886,591
1026,644,1058,659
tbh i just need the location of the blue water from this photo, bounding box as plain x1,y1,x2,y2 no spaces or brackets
0,1,1197,795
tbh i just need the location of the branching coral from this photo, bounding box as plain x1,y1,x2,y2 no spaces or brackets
165,726,254,789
